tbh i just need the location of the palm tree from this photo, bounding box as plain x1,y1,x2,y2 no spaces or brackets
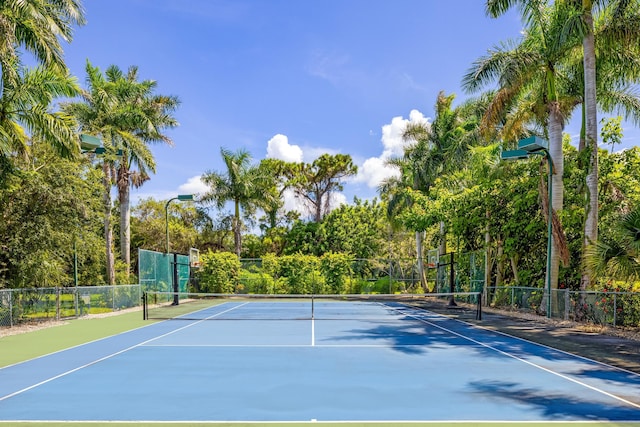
201,148,267,257
578,0,640,289
381,92,481,290
1,64,79,182
464,1,582,312
63,62,179,282
586,205,640,282
62,62,126,285
485,0,640,289
379,138,431,290
0,0,85,86
104,65,179,275
1,0,84,177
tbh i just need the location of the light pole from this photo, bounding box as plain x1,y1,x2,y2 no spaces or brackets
74,134,122,289
165,194,195,254
165,194,194,305
501,136,554,318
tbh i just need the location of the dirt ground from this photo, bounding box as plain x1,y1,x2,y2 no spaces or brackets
467,307,640,374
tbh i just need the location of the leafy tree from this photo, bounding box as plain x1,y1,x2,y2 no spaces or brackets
283,220,323,256
130,198,200,257
257,158,295,229
483,0,640,293
463,1,583,310
0,140,104,288
287,153,357,222
321,198,387,259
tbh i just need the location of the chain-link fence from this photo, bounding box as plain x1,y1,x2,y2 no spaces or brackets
138,249,190,293
0,285,142,327
238,257,431,295
237,254,486,295
486,286,640,328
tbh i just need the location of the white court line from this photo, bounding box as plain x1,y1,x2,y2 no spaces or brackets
143,343,424,348
386,304,640,411
0,302,250,402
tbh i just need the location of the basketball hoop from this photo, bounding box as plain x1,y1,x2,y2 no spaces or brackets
189,247,200,269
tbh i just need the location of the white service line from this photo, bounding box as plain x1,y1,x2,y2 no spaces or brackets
390,304,640,410
0,302,250,402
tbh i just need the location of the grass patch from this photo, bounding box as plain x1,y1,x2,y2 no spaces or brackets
0,310,148,367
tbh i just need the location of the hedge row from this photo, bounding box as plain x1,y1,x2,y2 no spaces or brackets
195,251,420,295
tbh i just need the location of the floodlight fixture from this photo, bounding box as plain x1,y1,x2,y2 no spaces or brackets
501,149,530,161
518,135,548,153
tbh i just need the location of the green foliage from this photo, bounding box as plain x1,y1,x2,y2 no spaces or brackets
283,221,323,256
0,142,105,288
276,254,321,294
320,252,354,293
196,251,241,293
130,198,201,255
600,116,623,153
286,153,358,222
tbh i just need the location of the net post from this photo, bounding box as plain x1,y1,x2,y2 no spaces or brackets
142,292,148,320
476,292,482,321
172,253,179,306
311,294,315,320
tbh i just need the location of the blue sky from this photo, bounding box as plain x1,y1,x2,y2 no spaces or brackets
62,0,639,214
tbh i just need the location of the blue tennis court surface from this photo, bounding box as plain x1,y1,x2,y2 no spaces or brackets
1,299,640,422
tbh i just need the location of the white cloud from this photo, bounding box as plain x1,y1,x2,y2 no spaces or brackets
380,109,430,159
266,134,303,162
355,156,400,188
178,175,208,197
354,109,430,188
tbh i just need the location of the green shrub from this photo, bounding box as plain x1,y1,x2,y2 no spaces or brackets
277,254,320,294
197,251,241,293
320,252,353,294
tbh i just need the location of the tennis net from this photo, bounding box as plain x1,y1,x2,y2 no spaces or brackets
142,292,482,321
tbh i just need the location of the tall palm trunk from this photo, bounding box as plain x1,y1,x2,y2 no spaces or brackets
234,200,242,257
581,3,598,291
545,104,565,315
102,162,116,285
118,164,131,279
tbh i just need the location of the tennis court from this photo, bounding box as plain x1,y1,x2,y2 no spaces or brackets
1,293,640,423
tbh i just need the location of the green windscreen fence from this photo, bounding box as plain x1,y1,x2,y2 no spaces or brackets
138,249,190,293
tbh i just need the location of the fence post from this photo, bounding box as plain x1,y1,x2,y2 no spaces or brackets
564,289,569,320
9,290,13,327
613,293,617,327
55,287,61,321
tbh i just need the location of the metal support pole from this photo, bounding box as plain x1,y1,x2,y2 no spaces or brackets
448,252,457,306
172,253,179,306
